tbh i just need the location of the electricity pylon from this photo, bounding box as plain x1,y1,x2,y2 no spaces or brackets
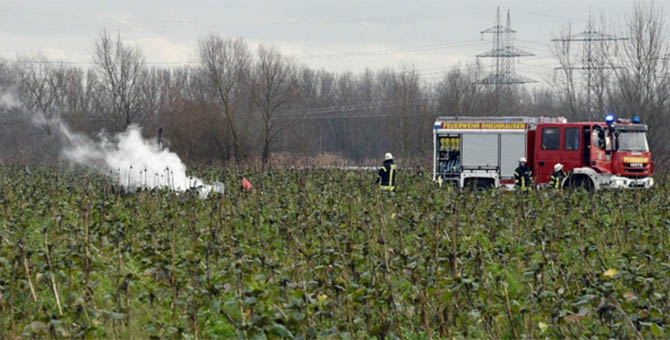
551,12,627,119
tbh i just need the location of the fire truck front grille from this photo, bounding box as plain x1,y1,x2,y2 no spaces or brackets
624,168,647,173
623,163,650,175
624,163,648,168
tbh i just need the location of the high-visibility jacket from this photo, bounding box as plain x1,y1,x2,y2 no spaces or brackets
378,161,397,191
550,170,567,189
514,165,533,190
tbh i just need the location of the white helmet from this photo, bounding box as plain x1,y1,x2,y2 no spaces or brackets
519,157,527,163
384,152,394,161
554,163,564,172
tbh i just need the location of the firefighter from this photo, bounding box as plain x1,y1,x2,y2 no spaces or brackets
377,153,397,191
550,163,567,189
514,157,533,191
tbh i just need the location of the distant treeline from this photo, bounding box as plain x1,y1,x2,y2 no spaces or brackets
0,1,668,168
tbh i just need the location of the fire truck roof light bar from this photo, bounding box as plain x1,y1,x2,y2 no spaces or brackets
435,116,567,124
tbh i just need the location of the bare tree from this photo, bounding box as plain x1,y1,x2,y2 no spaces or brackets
0,58,12,92
146,67,191,132
14,55,61,134
66,68,100,133
551,25,583,119
15,56,95,129
609,0,670,162
91,29,146,132
197,35,252,165
251,45,299,168
436,63,484,116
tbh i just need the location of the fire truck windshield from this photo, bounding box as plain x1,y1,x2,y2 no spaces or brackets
617,131,649,152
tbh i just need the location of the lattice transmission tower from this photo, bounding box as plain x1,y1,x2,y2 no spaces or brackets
551,12,627,119
477,7,536,90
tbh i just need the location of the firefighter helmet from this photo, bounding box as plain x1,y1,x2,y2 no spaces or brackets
384,153,394,161
519,157,527,163
554,163,564,172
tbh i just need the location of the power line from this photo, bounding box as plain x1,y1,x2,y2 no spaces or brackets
4,39,481,66
296,40,481,60
11,59,197,66
284,98,434,120
550,11,627,119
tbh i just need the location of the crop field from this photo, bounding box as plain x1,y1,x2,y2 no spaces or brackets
0,166,669,339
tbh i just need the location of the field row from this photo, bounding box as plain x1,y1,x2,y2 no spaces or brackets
0,167,669,339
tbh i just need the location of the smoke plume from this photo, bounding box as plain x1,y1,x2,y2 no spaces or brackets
59,122,224,198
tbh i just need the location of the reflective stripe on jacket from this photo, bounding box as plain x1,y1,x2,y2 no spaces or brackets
550,170,566,189
378,162,397,191
514,165,533,190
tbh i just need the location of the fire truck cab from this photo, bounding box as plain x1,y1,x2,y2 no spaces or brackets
433,115,654,190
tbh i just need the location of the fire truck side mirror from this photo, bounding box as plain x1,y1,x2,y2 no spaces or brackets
598,139,606,149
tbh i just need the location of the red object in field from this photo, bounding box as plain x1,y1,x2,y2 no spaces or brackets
242,177,253,191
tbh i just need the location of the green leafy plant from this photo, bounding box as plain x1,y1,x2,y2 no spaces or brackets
0,165,668,339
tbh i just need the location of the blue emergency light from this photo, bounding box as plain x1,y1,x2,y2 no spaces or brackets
632,115,641,124
605,113,615,124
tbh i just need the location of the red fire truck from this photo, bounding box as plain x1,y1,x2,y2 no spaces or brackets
433,115,654,190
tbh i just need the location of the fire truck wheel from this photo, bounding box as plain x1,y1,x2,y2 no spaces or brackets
567,175,594,193
465,178,494,191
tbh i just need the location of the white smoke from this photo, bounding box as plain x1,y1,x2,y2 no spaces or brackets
59,123,224,198
0,92,20,109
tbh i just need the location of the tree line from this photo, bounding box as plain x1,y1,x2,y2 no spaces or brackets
0,1,668,168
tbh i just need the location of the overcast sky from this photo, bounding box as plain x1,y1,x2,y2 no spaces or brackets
1,0,666,86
